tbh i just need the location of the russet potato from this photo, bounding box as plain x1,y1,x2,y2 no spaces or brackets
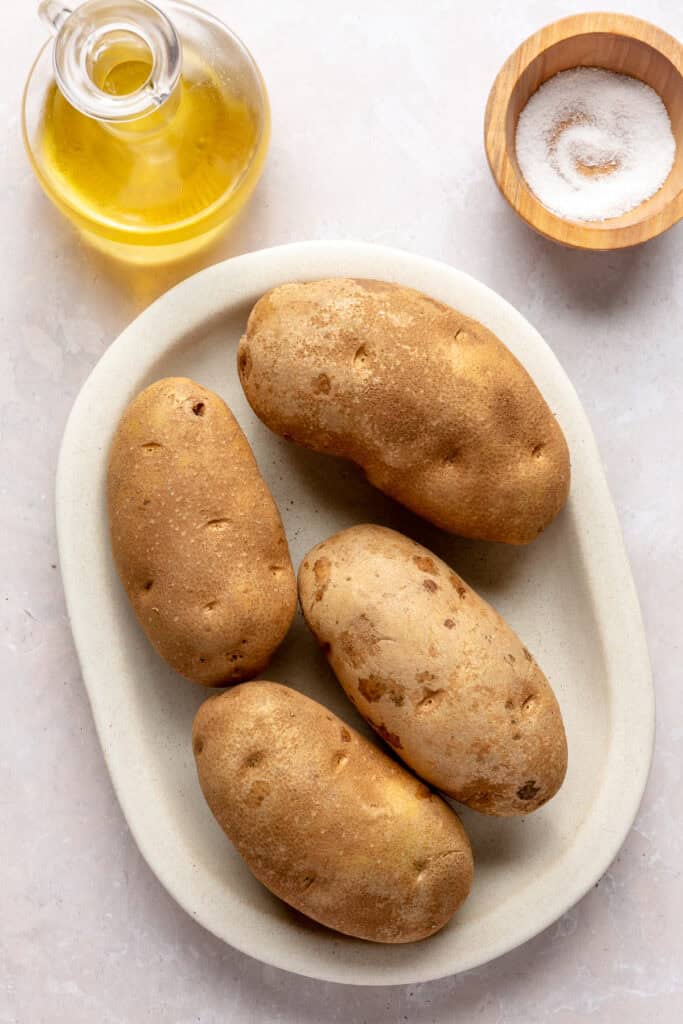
238,278,570,544
299,525,568,816
107,377,296,686
193,682,474,943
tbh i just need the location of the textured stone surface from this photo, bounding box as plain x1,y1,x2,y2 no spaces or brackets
1,0,681,1020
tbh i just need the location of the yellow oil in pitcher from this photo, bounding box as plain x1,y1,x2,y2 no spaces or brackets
40,53,260,242
23,1,270,263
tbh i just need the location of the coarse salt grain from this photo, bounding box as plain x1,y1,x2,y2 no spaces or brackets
515,67,676,222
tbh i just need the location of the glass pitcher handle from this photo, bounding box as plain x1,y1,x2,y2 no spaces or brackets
38,0,183,123
39,1,73,33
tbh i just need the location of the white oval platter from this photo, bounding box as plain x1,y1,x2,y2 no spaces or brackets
56,241,654,986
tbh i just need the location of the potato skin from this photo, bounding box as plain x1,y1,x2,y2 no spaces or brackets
107,378,296,686
192,682,473,943
299,525,567,816
238,278,570,545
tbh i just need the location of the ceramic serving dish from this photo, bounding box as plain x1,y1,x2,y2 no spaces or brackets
56,241,654,985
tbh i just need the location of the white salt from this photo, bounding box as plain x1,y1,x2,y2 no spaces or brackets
515,67,676,221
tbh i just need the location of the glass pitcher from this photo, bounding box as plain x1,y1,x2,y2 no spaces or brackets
23,0,270,263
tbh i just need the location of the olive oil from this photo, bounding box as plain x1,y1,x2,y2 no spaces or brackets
38,48,262,257
25,1,270,263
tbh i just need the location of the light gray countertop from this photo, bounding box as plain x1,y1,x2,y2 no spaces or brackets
2,1,682,1020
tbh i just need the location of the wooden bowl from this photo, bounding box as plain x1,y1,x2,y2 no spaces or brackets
484,13,683,250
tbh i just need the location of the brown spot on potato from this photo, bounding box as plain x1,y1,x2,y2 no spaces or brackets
193,738,204,756
206,518,230,530
521,694,537,712
192,401,206,417
523,647,533,662
238,348,252,379
314,373,331,394
532,443,545,458
416,687,445,711
517,780,540,801
376,723,403,749
358,675,405,706
444,618,455,629
505,699,514,710
417,670,435,683
333,751,349,772
204,600,218,612
512,731,521,740
353,343,370,367
240,751,265,773
413,858,427,878
301,873,316,891
413,555,438,575
504,653,516,665
314,557,331,584
142,580,154,592
340,726,351,743
449,575,467,599
141,442,162,452
423,578,438,593
246,780,270,807
337,614,384,669
457,778,508,811
339,629,364,668
470,739,491,763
